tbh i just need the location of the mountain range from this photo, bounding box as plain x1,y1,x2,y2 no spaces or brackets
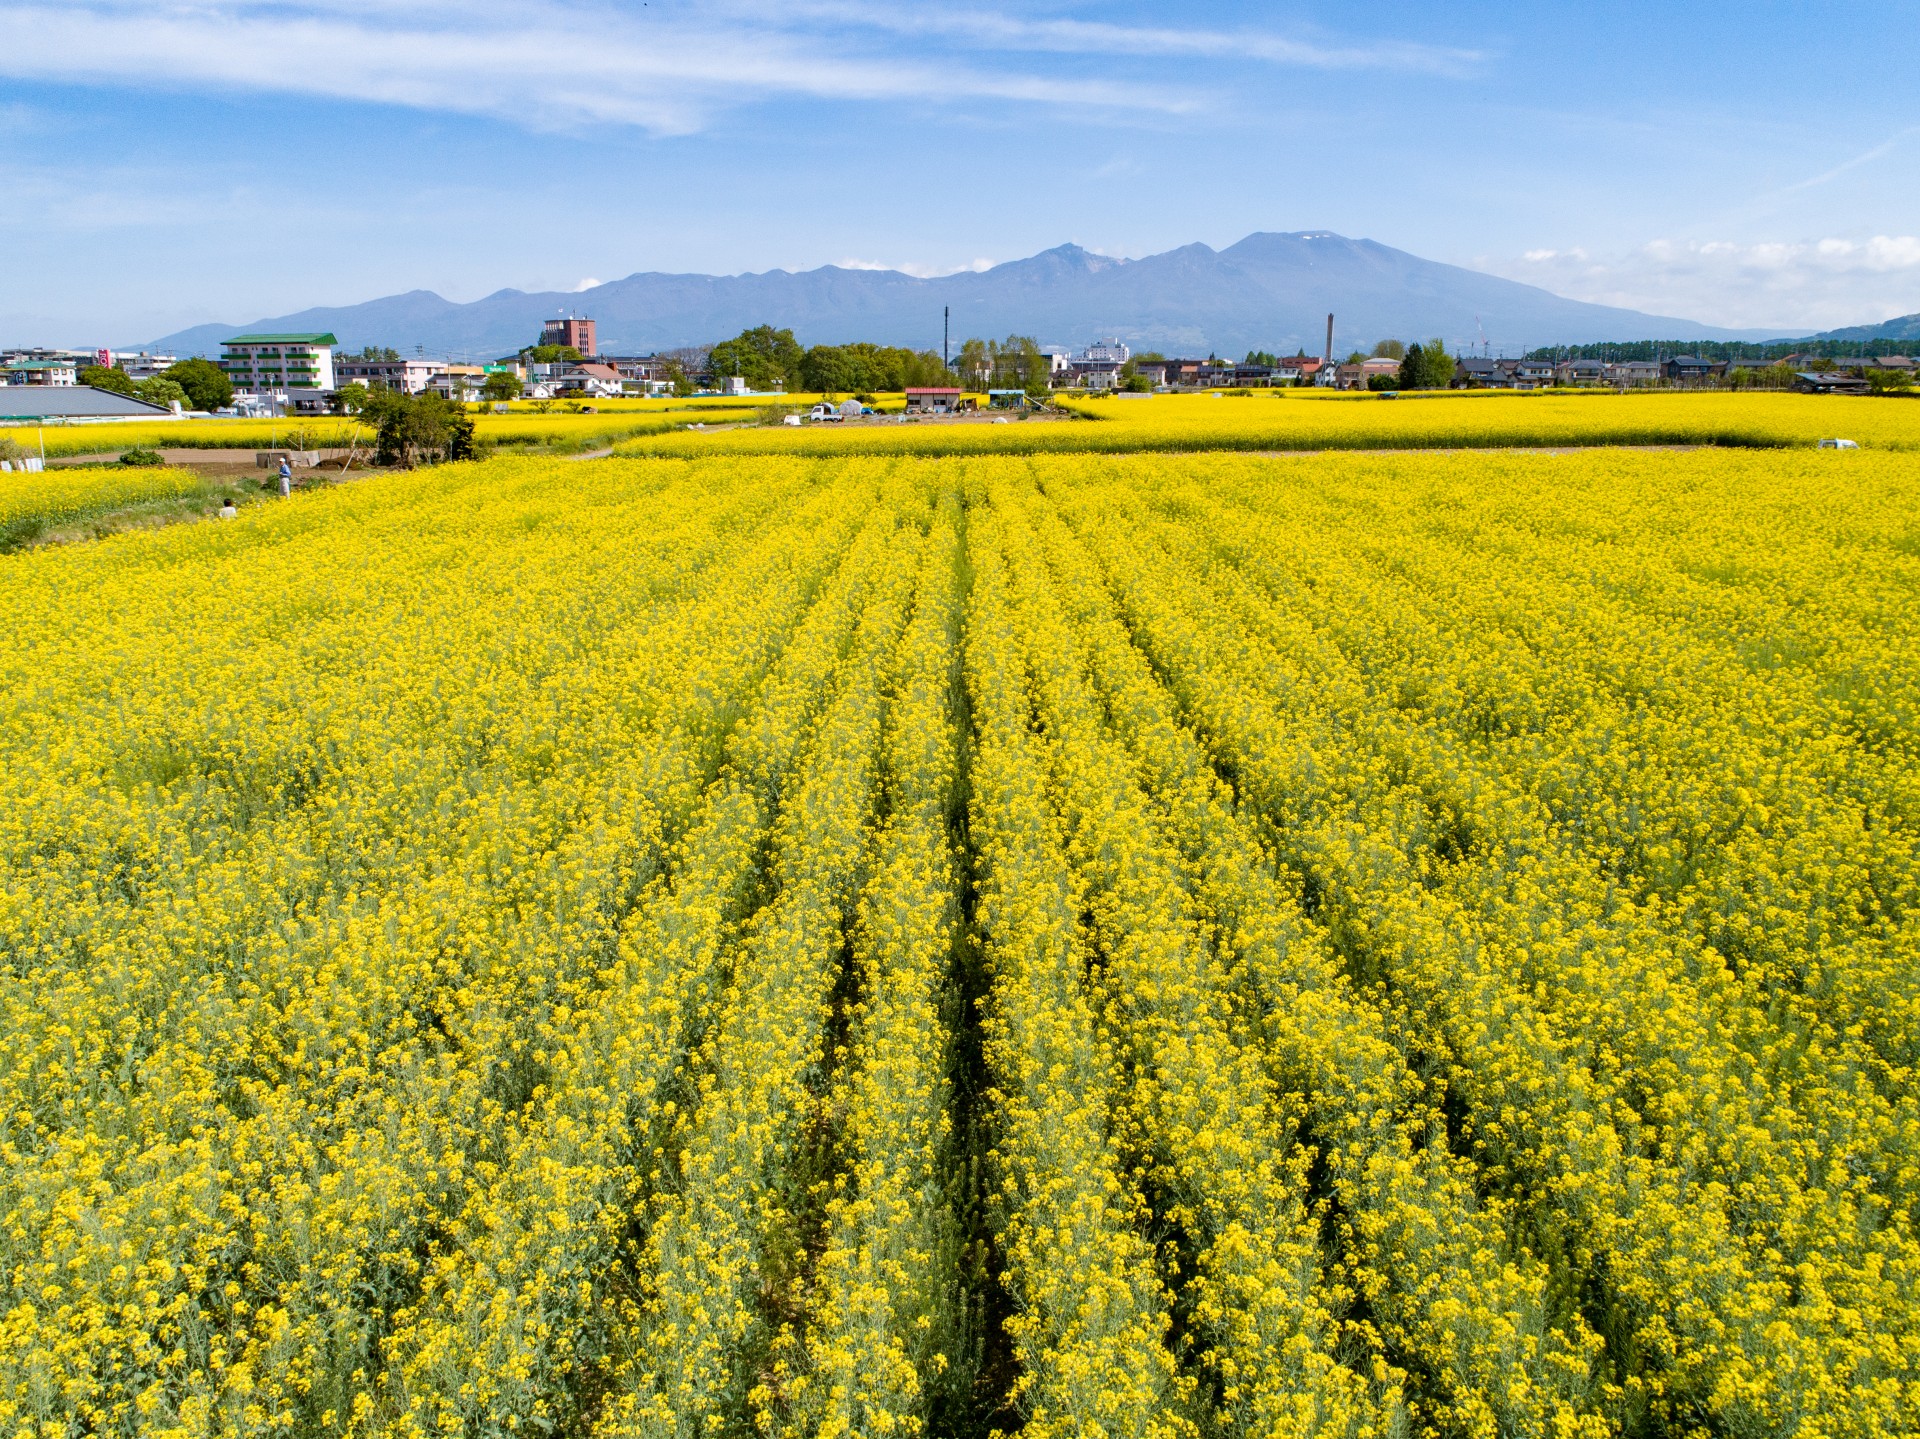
145,231,1797,360
1800,313,1920,344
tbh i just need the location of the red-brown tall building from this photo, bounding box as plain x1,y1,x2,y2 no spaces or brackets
540,316,597,356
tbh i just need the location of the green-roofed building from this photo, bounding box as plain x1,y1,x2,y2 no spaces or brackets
220,332,338,397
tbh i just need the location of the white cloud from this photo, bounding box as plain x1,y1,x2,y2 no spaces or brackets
573,278,602,292
833,257,995,278
0,0,1203,136
1493,236,1920,331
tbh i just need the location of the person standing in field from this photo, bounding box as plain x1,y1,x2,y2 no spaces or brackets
278,456,292,497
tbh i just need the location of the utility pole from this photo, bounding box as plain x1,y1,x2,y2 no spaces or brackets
943,306,950,372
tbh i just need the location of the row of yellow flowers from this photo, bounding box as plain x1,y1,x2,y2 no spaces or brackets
1049,449,1920,1434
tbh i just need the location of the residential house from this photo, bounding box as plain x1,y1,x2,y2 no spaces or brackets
1454,357,1505,389
1511,359,1556,389
1608,360,1663,386
1664,355,1728,387
1873,355,1915,373
904,387,963,413
3,360,77,386
429,365,491,402
551,362,625,399
1556,358,1609,386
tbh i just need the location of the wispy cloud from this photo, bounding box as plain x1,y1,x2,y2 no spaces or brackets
788,1,1484,76
0,0,1204,135
1766,126,1920,200
1490,235,1920,331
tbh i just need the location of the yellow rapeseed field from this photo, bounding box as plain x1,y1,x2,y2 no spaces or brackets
3,440,1918,1439
7,407,767,459
614,388,1920,458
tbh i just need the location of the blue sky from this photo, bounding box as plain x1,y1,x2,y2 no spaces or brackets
3,1,1917,345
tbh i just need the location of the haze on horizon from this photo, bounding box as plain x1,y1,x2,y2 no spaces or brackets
3,0,1917,346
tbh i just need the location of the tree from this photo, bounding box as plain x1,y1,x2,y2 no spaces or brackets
1245,350,1280,367
355,345,401,361
1372,339,1407,361
334,382,371,414
523,344,582,364
797,342,952,395
371,392,475,468
660,360,695,398
707,326,805,391
956,338,989,391
163,358,233,412
954,335,1048,395
80,364,136,395
1397,338,1454,390
133,377,188,409
481,370,523,402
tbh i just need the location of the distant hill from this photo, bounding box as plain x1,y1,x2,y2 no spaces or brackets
1796,311,1920,345
144,232,1785,360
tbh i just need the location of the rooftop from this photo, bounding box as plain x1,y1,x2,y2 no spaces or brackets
0,386,173,419
225,333,339,346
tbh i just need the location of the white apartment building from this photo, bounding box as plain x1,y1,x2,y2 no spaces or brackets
109,351,179,381
219,333,337,396
333,357,447,394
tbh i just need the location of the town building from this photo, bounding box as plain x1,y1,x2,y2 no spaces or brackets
2,360,78,387
541,316,598,356
220,333,337,397
428,365,489,402
98,351,180,380
603,355,675,391
334,357,447,394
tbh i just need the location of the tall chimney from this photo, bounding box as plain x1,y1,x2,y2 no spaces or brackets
1325,313,1334,366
